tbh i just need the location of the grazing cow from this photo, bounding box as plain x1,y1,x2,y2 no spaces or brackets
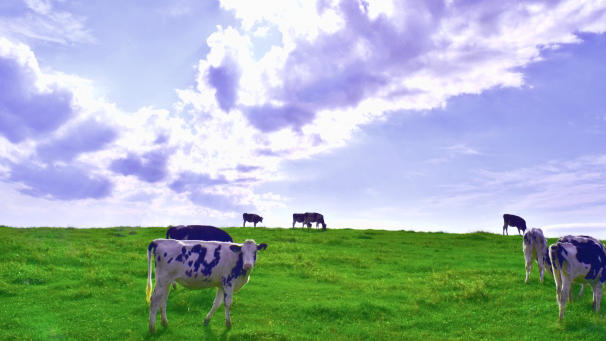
292,213,307,228
549,235,606,321
503,214,527,235
242,213,263,227
166,225,233,242
303,212,327,230
146,239,267,332
523,228,551,283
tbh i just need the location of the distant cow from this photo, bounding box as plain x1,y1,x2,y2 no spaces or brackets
242,213,263,227
523,228,551,283
166,225,233,242
146,239,267,332
549,235,606,321
503,214,527,235
303,212,326,230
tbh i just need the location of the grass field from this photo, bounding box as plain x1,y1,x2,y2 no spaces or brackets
0,226,605,340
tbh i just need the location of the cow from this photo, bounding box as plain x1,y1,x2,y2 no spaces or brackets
303,212,326,230
146,239,267,333
549,235,606,321
166,225,233,242
503,214,527,235
522,228,551,283
166,225,232,290
242,213,263,227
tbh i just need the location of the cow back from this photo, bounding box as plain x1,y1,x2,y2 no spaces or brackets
166,225,233,242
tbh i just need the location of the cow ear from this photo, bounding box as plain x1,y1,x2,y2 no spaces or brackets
257,243,267,251
230,245,242,253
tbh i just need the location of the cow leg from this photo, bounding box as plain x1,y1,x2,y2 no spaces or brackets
160,284,170,327
503,224,508,235
552,265,563,310
558,277,572,321
204,287,224,325
223,285,235,328
243,220,246,227
592,284,602,313
149,280,170,334
254,222,257,227
536,250,545,283
172,281,177,290
523,246,533,284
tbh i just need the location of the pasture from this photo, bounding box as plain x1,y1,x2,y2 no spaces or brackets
0,226,604,340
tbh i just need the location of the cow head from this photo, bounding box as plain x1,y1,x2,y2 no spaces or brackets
230,239,268,270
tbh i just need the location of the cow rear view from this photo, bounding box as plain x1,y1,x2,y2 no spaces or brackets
549,235,606,321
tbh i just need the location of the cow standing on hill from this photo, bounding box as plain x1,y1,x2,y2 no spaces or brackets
146,239,267,332
523,228,551,283
304,212,327,230
242,213,263,227
549,235,606,321
503,214,527,235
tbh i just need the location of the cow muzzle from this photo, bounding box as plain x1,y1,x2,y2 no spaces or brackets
243,263,253,271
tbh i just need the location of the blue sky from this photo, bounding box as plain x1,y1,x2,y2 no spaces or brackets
1,0,606,237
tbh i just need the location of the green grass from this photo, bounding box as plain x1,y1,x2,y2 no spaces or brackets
0,226,604,340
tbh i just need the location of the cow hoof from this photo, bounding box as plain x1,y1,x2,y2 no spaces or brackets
204,318,210,326
226,321,232,329
162,319,168,327
149,325,156,334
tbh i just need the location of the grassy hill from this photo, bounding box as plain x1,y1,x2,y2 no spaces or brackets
0,226,604,340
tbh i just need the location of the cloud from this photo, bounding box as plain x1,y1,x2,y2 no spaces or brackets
188,190,249,212
110,149,170,183
0,0,94,45
169,171,230,193
36,119,118,161
245,104,315,132
8,161,112,200
207,57,241,112
0,54,74,143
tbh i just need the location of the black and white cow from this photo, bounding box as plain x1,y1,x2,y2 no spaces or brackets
166,225,233,290
146,239,267,332
549,235,606,321
503,214,527,235
166,225,233,242
523,228,551,283
303,212,326,230
242,213,263,227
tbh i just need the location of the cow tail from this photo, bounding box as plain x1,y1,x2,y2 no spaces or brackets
146,241,155,304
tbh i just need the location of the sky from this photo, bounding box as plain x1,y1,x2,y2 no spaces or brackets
1,0,606,238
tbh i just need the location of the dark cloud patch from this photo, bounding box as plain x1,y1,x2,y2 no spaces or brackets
36,119,117,161
236,164,259,173
8,161,112,200
207,57,241,112
245,104,315,132
188,190,250,212
169,171,229,193
110,149,169,183
154,133,169,145
0,56,74,143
